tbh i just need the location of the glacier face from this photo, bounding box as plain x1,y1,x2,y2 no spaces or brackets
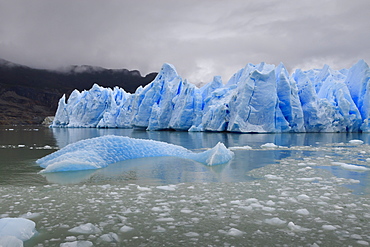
51,60,370,133
36,135,234,173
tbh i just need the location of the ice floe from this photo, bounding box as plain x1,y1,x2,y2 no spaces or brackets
0,217,37,245
36,135,234,173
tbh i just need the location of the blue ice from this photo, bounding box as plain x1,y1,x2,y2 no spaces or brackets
51,60,370,133
36,135,234,173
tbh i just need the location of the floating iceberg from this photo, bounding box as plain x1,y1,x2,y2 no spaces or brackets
36,135,234,173
51,60,370,133
0,218,37,245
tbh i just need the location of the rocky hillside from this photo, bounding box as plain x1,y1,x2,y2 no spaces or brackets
0,59,157,125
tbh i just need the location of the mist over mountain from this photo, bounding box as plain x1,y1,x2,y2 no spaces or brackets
0,58,157,125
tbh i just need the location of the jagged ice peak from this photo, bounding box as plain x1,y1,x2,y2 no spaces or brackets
51,60,370,133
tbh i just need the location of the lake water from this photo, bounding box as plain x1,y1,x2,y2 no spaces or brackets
1,126,370,246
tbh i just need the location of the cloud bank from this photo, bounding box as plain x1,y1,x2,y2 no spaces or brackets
0,0,369,85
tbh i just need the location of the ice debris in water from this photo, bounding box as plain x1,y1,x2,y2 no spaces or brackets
1,159,370,246
3,141,370,246
51,60,370,133
36,135,234,173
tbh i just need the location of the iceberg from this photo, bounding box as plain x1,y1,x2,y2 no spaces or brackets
51,60,370,133
0,218,37,245
36,135,234,173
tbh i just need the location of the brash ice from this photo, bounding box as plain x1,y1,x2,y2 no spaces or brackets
51,60,370,132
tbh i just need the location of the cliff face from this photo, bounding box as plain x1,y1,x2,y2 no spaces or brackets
0,59,157,125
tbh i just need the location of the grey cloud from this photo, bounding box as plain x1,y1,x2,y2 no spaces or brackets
0,0,369,84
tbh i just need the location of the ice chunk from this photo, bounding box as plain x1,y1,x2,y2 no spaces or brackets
339,164,369,171
184,232,199,237
119,225,134,232
68,223,101,234
180,209,194,214
349,139,364,144
60,241,93,247
226,228,245,236
0,236,23,247
0,218,36,242
331,162,369,171
297,194,310,200
357,240,369,246
98,232,120,242
36,135,234,173
155,218,175,222
322,225,337,230
156,185,177,191
137,185,152,191
265,217,287,225
19,212,41,219
265,174,283,180
287,222,309,232
261,143,279,148
192,142,234,166
228,145,252,150
296,209,310,215
351,234,363,240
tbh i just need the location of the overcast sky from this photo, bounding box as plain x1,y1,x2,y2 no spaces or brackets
0,0,369,85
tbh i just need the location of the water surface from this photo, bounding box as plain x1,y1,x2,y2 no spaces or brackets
1,126,370,246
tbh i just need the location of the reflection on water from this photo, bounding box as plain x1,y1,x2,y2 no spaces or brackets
51,127,368,149
49,128,370,193
42,156,256,185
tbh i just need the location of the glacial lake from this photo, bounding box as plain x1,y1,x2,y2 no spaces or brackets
1,126,370,246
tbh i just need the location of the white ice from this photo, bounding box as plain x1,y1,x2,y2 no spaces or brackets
60,241,93,247
68,223,101,234
0,217,36,244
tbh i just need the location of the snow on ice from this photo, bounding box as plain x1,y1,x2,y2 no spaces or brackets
52,60,370,133
36,135,234,172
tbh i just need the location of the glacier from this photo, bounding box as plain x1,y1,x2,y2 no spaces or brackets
36,135,234,173
51,60,370,133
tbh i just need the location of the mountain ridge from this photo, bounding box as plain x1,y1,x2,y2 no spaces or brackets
0,58,157,125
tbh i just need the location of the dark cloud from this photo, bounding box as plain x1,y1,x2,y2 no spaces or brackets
0,0,369,84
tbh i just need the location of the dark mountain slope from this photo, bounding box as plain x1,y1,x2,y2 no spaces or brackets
0,59,157,125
